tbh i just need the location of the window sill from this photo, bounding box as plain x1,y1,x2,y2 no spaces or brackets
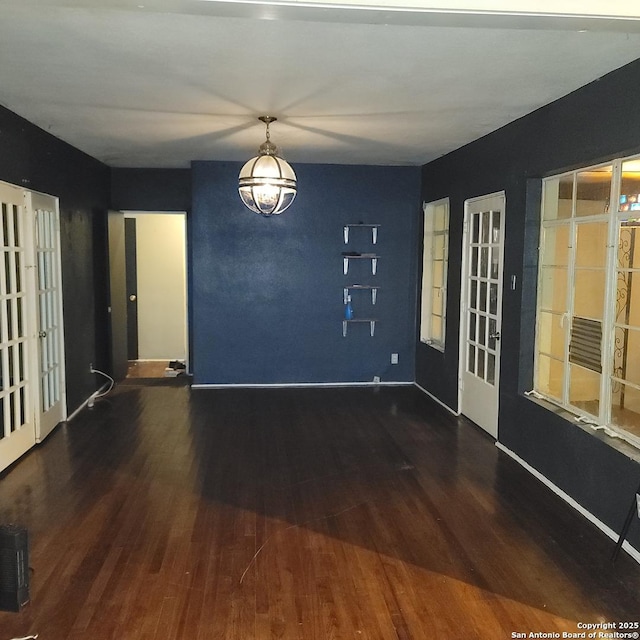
421,338,444,353
523,393,640,464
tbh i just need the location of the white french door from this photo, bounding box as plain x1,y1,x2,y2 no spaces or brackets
0,183,66,472
27,191,66,442
460,192,506,438
0,183,36,470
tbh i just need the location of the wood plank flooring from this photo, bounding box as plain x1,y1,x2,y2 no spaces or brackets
0,385,639,639
126,360,169,378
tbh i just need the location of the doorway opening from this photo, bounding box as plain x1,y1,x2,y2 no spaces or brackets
108,211,188,383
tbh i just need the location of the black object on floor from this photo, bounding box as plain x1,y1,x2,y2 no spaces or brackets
0,524,29,612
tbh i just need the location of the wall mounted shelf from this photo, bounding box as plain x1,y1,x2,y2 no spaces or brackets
341,224,380,337
342,253,379,275
343,224,381,245
343,285,380,305
342,319,377,337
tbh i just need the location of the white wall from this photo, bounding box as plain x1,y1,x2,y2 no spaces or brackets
125,212,187,360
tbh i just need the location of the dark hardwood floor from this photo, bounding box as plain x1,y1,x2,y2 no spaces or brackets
0,385,639,639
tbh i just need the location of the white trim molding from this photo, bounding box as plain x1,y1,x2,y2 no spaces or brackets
414,382,460,415
496,442,640,565
191,381,413,390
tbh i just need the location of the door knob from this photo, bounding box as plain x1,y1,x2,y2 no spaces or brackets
129,294,137,302
39,330,47,338
489,332,501,341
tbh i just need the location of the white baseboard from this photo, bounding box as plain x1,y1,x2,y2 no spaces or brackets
414,382,460,415
496,442,640,565
66,382,111,422
191,381,414,390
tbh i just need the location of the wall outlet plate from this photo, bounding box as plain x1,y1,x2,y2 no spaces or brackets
373,376,381,383
391,353,399,364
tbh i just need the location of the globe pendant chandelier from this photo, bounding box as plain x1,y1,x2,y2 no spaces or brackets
238,116,297,216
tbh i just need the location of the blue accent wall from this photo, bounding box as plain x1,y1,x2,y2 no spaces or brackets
191,161,421,385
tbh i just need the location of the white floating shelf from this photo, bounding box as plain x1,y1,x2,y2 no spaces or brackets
343,224,381,245
342,254,379,275
343,285,380,305
342,319,377,337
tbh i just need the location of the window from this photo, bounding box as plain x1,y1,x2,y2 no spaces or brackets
535,157,640,448
420,198,449,350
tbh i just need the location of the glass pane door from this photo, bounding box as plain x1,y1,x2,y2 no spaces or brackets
0,183,35,472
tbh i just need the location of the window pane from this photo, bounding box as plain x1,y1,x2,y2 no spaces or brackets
538,311,566,360
488,318,498,350
469,312,477,342
613,327,640,388
431,287,443,316
618,226,640,271
433,260,444,288
490,248,499,279
616,271,640,327
431,315,442,343
487,353,496,385
477,348,485,380
470,280,478,310
574,270,605,320
617,225,640,328
468,345,476,375
478,315,486,347
575,166,612,217
541,225,570,267
536,355,564,400
479,282,487,312
543,175,573,221
420,199,449,348
539,266,568,313
569,363,600,417
491,211,501,243
480,247,489,278
619,160,640,213
611,382,640,440
489,283,498,316
481,211,490,243
434,203,447,231
575,222,607,268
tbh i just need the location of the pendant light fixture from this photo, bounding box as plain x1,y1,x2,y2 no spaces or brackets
238,116,297,216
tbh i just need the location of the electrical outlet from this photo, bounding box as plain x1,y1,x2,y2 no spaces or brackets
89,363,94,373
373,376,381,384
391,353,399,364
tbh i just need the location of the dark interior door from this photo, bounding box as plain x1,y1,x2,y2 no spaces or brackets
125,217,139,361
108,211,128,381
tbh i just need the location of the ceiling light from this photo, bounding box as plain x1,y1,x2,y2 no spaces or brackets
238,116,297,216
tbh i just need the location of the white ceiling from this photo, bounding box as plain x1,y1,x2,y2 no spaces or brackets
0,0,639,168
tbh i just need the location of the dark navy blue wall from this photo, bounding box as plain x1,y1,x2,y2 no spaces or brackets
191,161,421,385
418,59,640,550
111,168,191,212
0,104,111,413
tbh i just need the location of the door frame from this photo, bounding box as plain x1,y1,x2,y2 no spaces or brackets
124,216,139,362
119,210,189,373
457,191,506,438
